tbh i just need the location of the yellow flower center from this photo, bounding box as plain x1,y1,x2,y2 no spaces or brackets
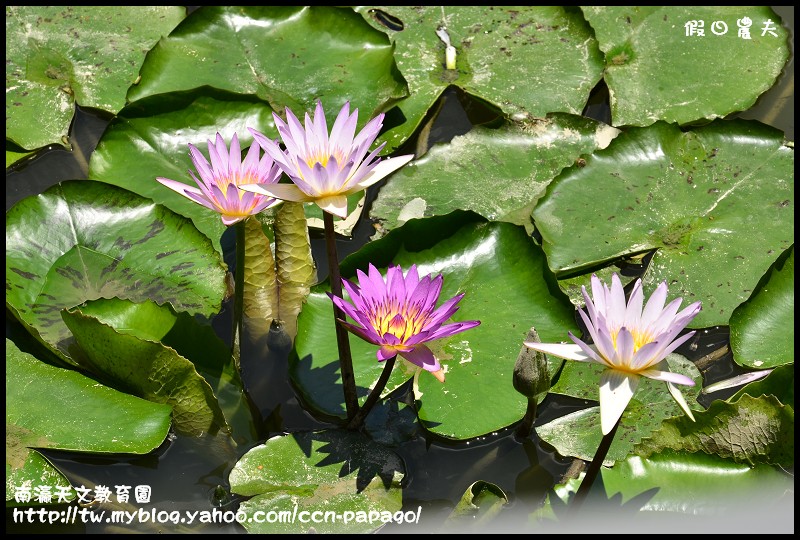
371,304,426,343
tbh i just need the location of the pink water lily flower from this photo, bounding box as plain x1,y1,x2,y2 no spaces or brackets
241,101,414,218
157,132,283,226
329,263,480,383
525,273,701,434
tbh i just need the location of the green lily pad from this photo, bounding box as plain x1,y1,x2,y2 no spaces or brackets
538,354,702,465
356,6,604,153
532,120,794,328
730,246,793,369
370,114,620,237
229,430,404,534
634,394,793,467
5,6,185,150
72,297,256,444
293,212,578,440
6,149,36,169
62,308,228,437
5,180,227,363
89,93,276,254
731,364,793,408
127,6,406,130
581,6,791,127
6,339,171,502
537,450,794,529
443,480,508,531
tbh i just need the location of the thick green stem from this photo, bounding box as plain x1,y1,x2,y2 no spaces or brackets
346,355,396,431
569,415,622,514
323,211,359,422
515,397,538,439
231,219,247,373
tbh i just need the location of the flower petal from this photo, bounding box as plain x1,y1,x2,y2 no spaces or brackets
524,341,594,362
666,381,696,422
598,370,639,435
400,344,441,372
239,183,313,202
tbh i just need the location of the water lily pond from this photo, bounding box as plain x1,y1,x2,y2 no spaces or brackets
6,6,794,534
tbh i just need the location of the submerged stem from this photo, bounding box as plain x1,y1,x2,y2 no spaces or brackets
323,211,359,422
347,355,397,431
569,416,622,514
231,219,246,373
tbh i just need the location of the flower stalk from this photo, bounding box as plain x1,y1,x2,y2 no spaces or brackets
231,219,247,372
323,211,359,422
569,415,622,515
346,355,397,431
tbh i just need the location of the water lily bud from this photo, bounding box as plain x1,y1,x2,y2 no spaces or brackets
513,327,550,399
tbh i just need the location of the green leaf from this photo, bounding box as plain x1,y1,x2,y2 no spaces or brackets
532,120,794,328
5,180,227,363
228,430,404,534
5,6,185,150
356,7,604,153
62,308,228,437
6,339,171,501
730,246,794,369
371,114,620,237
731,364,794,408
539,354,702,465
634,394,793,467
536,450,794,527
443,481,508,531
128,6,406,128
88,93,277,254
581,6,791,126
75,297,256,444
293,213,577,440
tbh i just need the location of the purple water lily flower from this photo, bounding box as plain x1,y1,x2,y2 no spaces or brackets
157,132,282,226
329,263,481,383
241,101,414,219
525,273,701,434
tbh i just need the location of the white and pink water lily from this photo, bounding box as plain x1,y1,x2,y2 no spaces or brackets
242,101,414,219
330,263,480,383
157,132,283,226
525,273,702,435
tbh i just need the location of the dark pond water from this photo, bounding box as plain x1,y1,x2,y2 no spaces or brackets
6,8,794,530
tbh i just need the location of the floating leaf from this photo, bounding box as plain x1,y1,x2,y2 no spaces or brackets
128,6,406,130
89,93,276,254
731,364,794,408
730,246,794,369
229,430,404,534
62,308,228,437
293,212,577,439
538,354,702,465
5,180,227,363
533,120,794,328
581,6,791,126
371,114,620,236
536,450,794,529
6,339,171,501
634,394,793,467
5,6,185,150
356,6,604,153
443,480,508,531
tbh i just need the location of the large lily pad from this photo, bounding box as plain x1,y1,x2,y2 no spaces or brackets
729,246,794,369
5,180,227,363
293,212,578,439
356,6,604,153
229,430,404,534
581,6,791,127
634,394,794,467
538,354,702,465
5,6,185,150
6,339,171,502
532,120,794,328
88,93,276,254
370,113,620,236
537,450,794,530
127,6,406,129
62,308,228,437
